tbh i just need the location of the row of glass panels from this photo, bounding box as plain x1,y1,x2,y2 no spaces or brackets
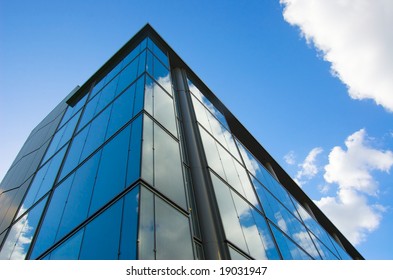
188,78,351,260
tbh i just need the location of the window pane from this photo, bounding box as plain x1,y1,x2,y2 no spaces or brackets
211,172,248,254
89,126,130,214
126,115,142,187
145,76,177,136
18,146,67,217
141,115,154,185
119,187,140,260
79,200,122,260
146,51,171,94
0,197,47,260
80,106,111,160
117,51,145,95
95,75,119,114
147,38,169,68
155,197,193,260
270,225,312,260
154,122,186,208
138,187,155,260
30,175,74,259
199,127,225,179
59,126,89,179
229,246,249,260
56,151,101,240
78,93,100,131
49,229,84,260
310,233,338,260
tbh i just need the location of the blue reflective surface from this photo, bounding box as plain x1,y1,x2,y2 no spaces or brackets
146,51,171,94
79,200,122,260
48,229,84,260
0,197,47,260
270,224,312,260
119,187,140,259
89,126,130,214
18,146,67,217
147,37,169,68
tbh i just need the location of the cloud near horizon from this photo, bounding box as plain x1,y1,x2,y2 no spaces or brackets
280,0,393,112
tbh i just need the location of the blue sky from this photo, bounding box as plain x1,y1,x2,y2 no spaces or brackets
1,0,392,259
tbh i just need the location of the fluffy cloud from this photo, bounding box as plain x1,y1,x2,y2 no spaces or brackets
315,129,393,245
280,0,393,112
284,150,296,165
294,147,323,186
324,129,393,195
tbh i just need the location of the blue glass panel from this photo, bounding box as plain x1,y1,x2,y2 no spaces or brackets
30,175,74,259
147,37,169,68
294,201,338,255
141,115,154,186
255,180,319,258
119,186,139,260
104,62,123,85
59,126,89,179
232,193,280,260
138,187,155,260
155,197,193,260
49,229,84,260
79,200,122,260
18,146,67,217
116,51,145,96
0,197,47,260
126,115,142,187
78,93,100,131
122,38,147,67
331,238,352,260
89,125,130,214
133,75,145,116
90,78,107,101
95,75,119,114
310,233,338,260
43,110,80,164
146,51,171,95
270,224,312,260
191,94,210,129
80,106,111,161
56,151,101,240
60,94,87,127
145,76,177,137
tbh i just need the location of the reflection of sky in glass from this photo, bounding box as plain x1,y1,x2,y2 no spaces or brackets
0,197,47,260
211,172,279,259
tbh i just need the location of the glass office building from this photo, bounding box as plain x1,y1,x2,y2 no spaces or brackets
0,25,363,260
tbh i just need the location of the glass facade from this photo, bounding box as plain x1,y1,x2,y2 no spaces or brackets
0,25,361,260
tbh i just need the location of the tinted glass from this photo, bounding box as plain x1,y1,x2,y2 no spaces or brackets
126,115,143,187
79,200,122,260
116,51,146,95
211,172,248,254
89,126,129,214
78,93,100,131
49,229,84,260
0,197,47,260
199,127,226,179
56,151,101,240
145,76,177,137
155,197,193,260
18,146,67,217
229,246,249,260
146,51,171,94
30,175,74,259
95,75,119,114
119,187,139,260
270,225,312,260
147,38,169,68
138,187,155,260
310,233,338,260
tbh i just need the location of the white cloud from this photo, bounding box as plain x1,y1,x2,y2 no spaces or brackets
295,147,323,186
315,129,393,245
324,129,393,195
284,150,296,165
315,189,386,245
280,0,393,112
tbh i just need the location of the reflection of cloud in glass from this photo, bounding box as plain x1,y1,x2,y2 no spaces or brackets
0,208,32,260
293,230,320,259
156,75,172,96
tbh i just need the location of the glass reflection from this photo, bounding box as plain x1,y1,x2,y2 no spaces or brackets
119,187,140,260
17,146,67,218
79,200,122,260
155,197,193,260
138,187,155,260
0,197,47,260
48,229,84,260
147,37,169,68
145,76,177,137
146,51,172,94
142,115,186,209
270,224,312,260
228,246,249,260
